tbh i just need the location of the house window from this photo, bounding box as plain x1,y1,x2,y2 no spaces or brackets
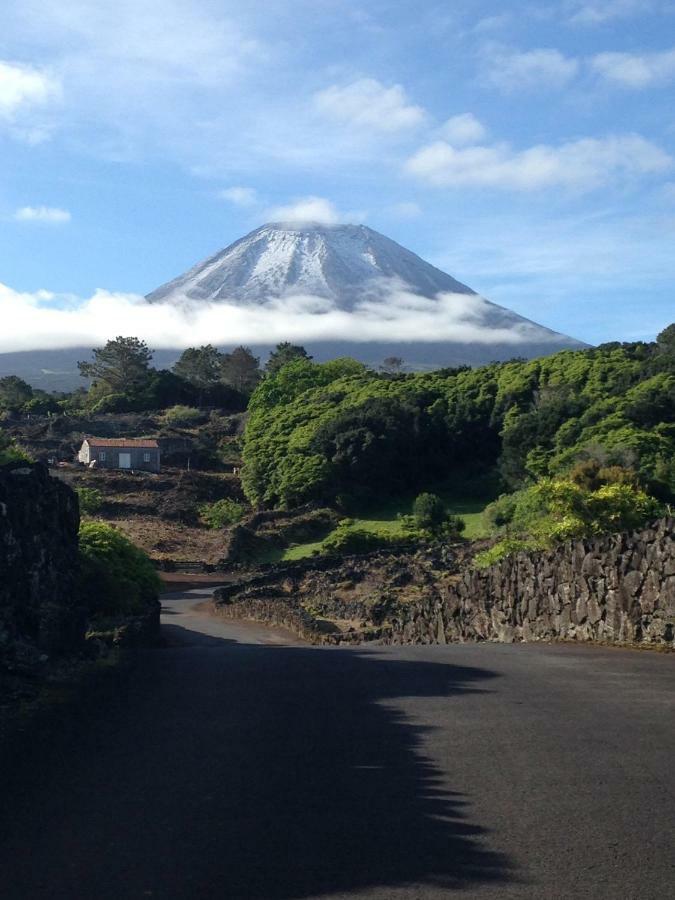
143,452,151,462
99,451,106,461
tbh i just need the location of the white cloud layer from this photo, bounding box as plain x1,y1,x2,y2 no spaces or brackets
406,134,672,190
265,196,341,225
481,47,579,91
591,48,675,88
13,206,71,224
0,282,560,353
438,113,486,146
313,78,426,132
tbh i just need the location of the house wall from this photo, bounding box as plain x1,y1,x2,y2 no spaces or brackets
81,445,160,472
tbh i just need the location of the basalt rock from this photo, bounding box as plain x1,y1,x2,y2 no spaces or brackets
213,520,674,648
385,518,674,647
0,462,83,667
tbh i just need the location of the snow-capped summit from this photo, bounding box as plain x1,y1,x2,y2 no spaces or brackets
146,222,586,366
146,222,475,308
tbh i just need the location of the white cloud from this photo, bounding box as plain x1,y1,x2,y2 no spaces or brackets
481,47,579,91
218,186,258,207
313,78,426,132
591,48,675,88
0,281,560,353
0,60,61,141
567,0,648,25
405,134,672,190
13,206,71,224
0,1,263,157
266,196,341,225
438,113,486,146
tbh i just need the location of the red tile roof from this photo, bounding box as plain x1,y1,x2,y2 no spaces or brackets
84,437,159,449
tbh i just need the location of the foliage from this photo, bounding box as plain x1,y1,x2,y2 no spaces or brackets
76,486,104,515
78,336,154,395
380,356,404,374
173,345,222,393
242,326,675,510
221,346,261,395
0,430,30,465
0,375,33,411
265,342,312,376
400,492,466,539
482,473,662,550
78,522,160,617
474,538,535,569
162,405,205,427
320,522,397,556
199,497,246,528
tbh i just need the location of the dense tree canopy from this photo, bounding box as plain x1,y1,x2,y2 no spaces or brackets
242,329,675,509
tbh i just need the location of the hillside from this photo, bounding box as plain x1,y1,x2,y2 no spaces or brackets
242,329,675,511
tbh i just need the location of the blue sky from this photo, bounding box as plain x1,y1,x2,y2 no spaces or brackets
0,0,674,349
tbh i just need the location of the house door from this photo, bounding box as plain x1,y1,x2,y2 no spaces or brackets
119,452,132,469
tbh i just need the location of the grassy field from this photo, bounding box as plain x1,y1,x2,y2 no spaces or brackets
278,473,498,561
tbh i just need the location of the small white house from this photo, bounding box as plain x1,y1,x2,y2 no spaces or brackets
78,438,161,473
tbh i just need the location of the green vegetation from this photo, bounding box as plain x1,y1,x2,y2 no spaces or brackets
242,331,675,520
75,486,104,516
78,522,160,617
402,492,466,540
162,405,205,427
477,463,662,566
199,498,246,528
320,520,402,556
265,342,312,376
0,429,30,465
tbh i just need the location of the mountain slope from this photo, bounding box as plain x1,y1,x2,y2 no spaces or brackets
146,222,585,360
0,223,587,390
146,223,476,308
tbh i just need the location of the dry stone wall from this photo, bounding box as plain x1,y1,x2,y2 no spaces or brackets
0,463,82,666
386,518,674,647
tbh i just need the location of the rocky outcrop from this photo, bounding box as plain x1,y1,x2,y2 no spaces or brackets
386,518,674,646
0,463,83,667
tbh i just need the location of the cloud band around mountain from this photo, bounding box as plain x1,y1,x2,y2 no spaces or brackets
0,281,562,354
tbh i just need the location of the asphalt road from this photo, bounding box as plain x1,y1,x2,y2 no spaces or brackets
1,589,673,899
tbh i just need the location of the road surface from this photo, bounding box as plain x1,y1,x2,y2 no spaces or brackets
0,588,673,899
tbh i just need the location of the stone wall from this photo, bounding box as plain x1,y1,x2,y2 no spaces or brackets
213,520,674,648
385,518,674,647
0,463,83,665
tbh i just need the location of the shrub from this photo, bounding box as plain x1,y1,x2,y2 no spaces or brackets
413,492,447,531
79,522,160,617
76,486,104,515
0,431,30,465
321,524,394,556
474,538,537,569
402,493,466,540
479,475,663,567
199,498,246,529
162,405,205,427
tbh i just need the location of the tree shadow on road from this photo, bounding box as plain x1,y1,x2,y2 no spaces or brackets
0,637,514,899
